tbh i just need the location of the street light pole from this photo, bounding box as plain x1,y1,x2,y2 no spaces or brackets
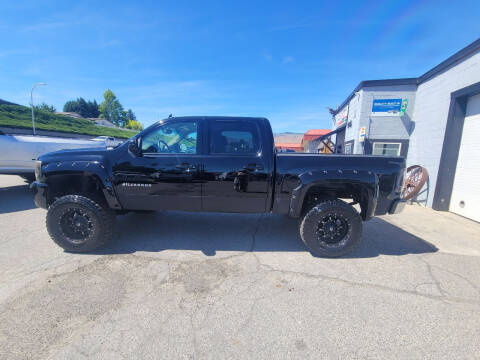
30,82,47,135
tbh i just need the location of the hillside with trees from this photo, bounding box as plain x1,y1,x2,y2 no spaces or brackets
98,89,141,129
35,102,56,113
0,103,136,138
63,98,99,118
62,89,143,131
0,89,144,138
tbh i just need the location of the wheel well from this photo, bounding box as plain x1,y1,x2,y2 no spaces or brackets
301,183,371,220
46,174,107,207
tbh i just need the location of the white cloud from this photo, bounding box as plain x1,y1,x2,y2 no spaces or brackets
282,56,295,64
266,107,333,133
20,20,83,32
117,80,221,102
262,52,273,62
0,49,35,58
114,80,233,125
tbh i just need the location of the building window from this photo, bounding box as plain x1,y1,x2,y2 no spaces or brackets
344,143,353,154
372,142,401,156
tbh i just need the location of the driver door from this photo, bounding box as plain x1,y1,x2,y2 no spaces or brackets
113,119,204,211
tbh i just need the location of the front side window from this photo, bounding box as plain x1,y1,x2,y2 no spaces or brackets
209,121,259,154
372,142,401,156
141,121,197,154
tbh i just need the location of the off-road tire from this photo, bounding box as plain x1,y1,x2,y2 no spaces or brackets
46,195,115,252
300,199,362,257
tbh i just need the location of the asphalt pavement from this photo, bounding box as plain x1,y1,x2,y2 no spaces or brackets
1,174,479,359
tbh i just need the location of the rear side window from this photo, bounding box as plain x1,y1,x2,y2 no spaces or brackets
209,121,260,154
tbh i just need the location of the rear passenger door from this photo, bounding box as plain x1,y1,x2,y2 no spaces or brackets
202,119,270,213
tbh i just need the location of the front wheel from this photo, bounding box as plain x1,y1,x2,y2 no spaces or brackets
300,199,362,257
46,195,115,252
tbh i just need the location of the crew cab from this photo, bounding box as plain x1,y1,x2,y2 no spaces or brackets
31,116,406,257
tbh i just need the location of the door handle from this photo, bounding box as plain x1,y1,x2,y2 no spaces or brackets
150,171,163,179
244,163,264,171
176,162,196,171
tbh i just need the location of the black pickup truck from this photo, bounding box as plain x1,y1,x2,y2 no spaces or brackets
31,116,406,257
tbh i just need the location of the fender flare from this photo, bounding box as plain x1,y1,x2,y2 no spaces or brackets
41,160,122,209
288,169,378,220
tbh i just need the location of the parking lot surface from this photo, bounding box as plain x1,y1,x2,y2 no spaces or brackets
1,174,480,359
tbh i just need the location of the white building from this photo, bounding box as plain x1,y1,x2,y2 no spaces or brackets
327,38,480,222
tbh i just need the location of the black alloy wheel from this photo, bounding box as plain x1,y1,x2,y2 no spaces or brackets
59,208,94,244
46,195,115,252
300,199,362,257
315,212,350,247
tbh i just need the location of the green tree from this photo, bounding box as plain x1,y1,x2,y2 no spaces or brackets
63,97,99,118
117,108,136,128
78,97,88,116
63,99,78,113
99,89,124,126
126,109,136,121
120,110,128,127
35,102,56,113
88,100,100,118
125,120,143,131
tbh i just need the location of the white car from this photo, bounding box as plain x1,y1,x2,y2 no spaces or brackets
0,132,106,181
92,136,123,148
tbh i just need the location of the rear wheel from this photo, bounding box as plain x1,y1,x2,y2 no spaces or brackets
300,199,362,257
46,195,115,252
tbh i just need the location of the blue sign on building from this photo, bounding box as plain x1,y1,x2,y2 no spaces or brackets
371,98,403,116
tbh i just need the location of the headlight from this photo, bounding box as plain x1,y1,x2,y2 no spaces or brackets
34,160,42,180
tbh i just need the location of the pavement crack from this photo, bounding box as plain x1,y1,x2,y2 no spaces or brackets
234,296,258,336
190,296,200,360
430,263,480,294
249,214,264,252
419,257,449,302
258,263,480,307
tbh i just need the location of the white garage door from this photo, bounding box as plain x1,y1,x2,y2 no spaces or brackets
450,93,480,222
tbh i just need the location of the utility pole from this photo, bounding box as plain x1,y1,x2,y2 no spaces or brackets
30,82,47,135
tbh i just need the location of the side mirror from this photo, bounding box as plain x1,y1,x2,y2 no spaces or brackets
128,138,142,157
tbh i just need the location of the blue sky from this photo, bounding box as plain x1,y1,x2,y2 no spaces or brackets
0,0,479,132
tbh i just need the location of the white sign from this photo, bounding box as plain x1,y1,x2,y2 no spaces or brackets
359,126,366,142
371,98,408,117
334,105,348,128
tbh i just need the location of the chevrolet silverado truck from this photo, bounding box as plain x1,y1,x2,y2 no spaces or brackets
31,116,406,257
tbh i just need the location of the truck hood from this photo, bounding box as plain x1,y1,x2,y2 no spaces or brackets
38,147,109,163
